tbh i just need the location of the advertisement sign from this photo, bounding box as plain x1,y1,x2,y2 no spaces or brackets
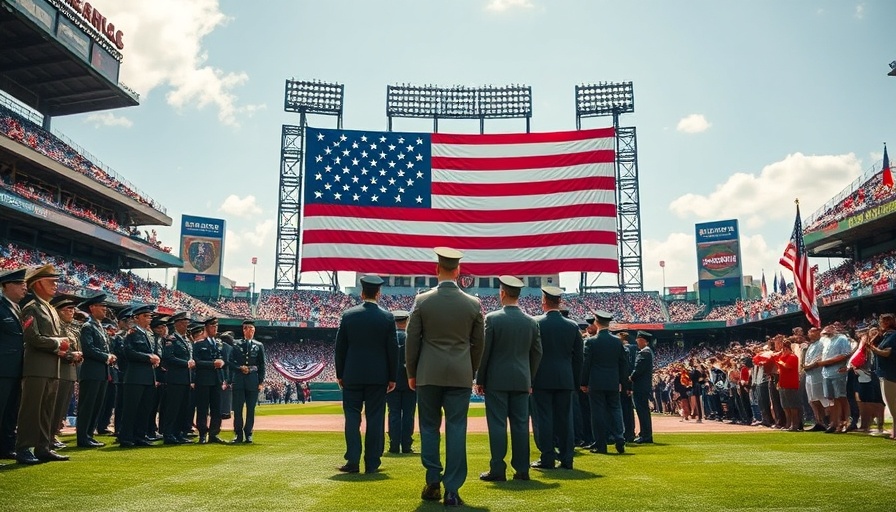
56,15,90,60
695,219,743,288
12,0,56,32
90,44,120,83
177,215,225,296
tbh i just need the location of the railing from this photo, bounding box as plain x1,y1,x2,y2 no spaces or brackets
804,159,883,228
0,95,166,215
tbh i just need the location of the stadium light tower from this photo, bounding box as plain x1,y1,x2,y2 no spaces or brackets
575,81,643,293
888,60,896,76
386,83,532,133
275,79,344,291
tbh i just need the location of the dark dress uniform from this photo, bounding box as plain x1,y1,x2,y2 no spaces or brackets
120,326,158,445
531,309,583,469
478,300,542,479
0,287,24,457
630,336,655,443
193,336,224,441
161,330,193,442
581,320,629,454
386,313,416,453
147,329,167,438
620,340,637,442
334,298,397,473
219,339,234,418
111,326,129,436
78,317,113,446
229,337,266,442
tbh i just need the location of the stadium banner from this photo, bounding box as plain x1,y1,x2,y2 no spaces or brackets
299,126,618,276
11,0,56,32
56,15,90,61
695,220,743,302
805,198,896,246
177,215,225,296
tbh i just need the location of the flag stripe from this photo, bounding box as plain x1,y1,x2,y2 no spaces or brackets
303,203,616,223
303,216,612,238
431,150,613,171
779,205,819,328
431,163,613,184
301,230,617,250
432,137,615,158
431,176,614,197
301,243,619,263
299,257,619,276
431,127,615,145
432,190,615,211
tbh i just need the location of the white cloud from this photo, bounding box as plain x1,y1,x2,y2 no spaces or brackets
218,194,262,218
676,114,711,134
668,152,862,227
100,0,261,126
225,219,274,252
485,0,534,12
84,112,133,128
855,3,865,19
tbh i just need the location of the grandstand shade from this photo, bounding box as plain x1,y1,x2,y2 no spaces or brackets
804,209,896,258
0,136,171,226
0,1,138,117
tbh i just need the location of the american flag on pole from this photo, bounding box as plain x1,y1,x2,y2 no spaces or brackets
299,127,618,276
779,202,820,327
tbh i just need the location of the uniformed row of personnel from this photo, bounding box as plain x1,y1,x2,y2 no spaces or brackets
0,264,267,465
332,248,656,507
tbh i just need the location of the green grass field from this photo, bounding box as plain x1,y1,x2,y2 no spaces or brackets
1,424,893,512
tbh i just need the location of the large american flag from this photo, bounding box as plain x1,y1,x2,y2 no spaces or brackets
299,127,618,276
779,203,820,327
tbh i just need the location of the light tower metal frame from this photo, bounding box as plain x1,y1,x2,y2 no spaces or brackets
575,82,643,293
274,79,344,290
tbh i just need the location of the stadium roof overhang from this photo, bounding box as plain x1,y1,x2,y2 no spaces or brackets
0,2,138,117
804,204,896,258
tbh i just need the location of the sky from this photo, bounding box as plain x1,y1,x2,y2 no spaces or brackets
43,0,896,294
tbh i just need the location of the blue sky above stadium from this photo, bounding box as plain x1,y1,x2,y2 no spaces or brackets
48,0,896,293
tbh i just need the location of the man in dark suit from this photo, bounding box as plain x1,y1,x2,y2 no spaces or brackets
16,265,71,463
229,320,266,444
0,268,27,460
161,312,194,444
334,275,397,474
193,317,226,444
580,310,628,455
109,307,133,437
218,331,234,420
630,331,655,444
530,286,583,471
477,275,542,483
574,317,596,448
119,304,160,447
386,310,416,454
146,315,169,441
406,247,485,508
76,293,115,448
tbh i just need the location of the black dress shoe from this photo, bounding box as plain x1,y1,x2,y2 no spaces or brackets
615,440,626,454
633,437,653,444
176,437,194,444
559,462,574,470
443,491,464,507
210,436,228,444
134,439,153,447
185,432,198,438
244,436,253,444
589,446,607,454
365,467,380,474
53,441,67,450
530,460,556,470
163,437,181,445
119,441,135,448
401,448,414,454
77,440,105,448
387,447,400,454
231,437,244,444
15,450,41,464
421,483,441,501
198,436,208,444
1,450,17,459
479,471,506,482
35,450,69,462
147,434,164,442
512,472,530,481
96,429,113,435
337,463,359,473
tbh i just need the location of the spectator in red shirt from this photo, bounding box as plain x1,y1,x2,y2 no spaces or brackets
774,339,801,431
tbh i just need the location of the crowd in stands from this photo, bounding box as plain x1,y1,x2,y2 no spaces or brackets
667,301,705,322
213,297,253,318
805,169,896,233
0,104,165,213
0,169,170,252
0,243,222,318
816,249,896,296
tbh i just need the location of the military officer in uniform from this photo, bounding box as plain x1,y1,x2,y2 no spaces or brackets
386,310,416,454
334,275,397,473
630,331,655,444
94,318,119,436
229,320,266,443
218,331,235,421
531,286,583,471
51,295,83,449
580,311,628,455
119,304,160,447
147,315,169,441
476,275,542,482
194,317,226,444
16,265,71,463
76,293,115,448
617,331,637,443
0,268,27,459
161,312,194,444
110,307,134,437
406,247,485,508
